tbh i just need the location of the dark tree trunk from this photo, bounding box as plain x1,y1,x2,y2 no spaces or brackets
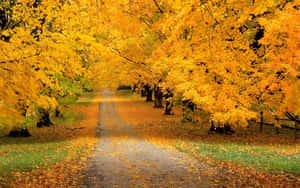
132,84,138,92
208,121,235,134
224,123,235,134
8,105,31,137
55,107,63,118
117,85,131,90
164,89,173,115
144,85,153,102
141,85,147,97
182,100,195,122
8,128,31,137
37,109,53,128
154,85,163,108
260,111,264,133
209,120,216,134
165,101,173,115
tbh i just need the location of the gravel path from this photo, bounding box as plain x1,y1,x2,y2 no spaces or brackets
84,89,211,187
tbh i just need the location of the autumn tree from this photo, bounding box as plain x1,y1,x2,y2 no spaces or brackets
0,0,104,135
1,0,298,136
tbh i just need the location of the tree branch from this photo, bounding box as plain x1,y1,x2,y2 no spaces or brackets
0,54,38,64
0,66,13,72
111,48,145,65
153,0,164,14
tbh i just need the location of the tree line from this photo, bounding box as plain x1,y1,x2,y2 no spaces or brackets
0,0,299,138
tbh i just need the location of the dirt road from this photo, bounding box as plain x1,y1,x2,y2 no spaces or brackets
85,89,210,187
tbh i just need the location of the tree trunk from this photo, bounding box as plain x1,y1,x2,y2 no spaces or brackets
8,105,31,137
209,122,235,134
209,120,216,134
141,85,147,97
132,84,138,92
154,85,163,108
224,123,235,134
260,111,263,133
164,89,173,115
8,127,31,137
182,100,195,122
164,101,173,115
144,85,153,102
37,109,53,128
55,107,63,118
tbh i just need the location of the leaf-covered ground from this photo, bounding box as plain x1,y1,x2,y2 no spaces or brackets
1,90,299,187
0,93,99,187
84,89,212,187
115,90,300,187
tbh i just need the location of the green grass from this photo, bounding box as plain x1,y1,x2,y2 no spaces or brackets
0,92,96,179
0,140,69,177
176,140,300,174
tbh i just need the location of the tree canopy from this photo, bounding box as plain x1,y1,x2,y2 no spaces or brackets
0,0,299,130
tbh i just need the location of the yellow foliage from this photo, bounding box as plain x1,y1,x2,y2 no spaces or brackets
1,0,299,129
37,96,58,110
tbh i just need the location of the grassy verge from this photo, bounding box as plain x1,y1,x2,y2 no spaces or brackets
0,140,69,177
0,92,99,186
176,140,300,174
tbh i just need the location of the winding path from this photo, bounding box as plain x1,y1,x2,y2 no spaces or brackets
85,89,210,187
